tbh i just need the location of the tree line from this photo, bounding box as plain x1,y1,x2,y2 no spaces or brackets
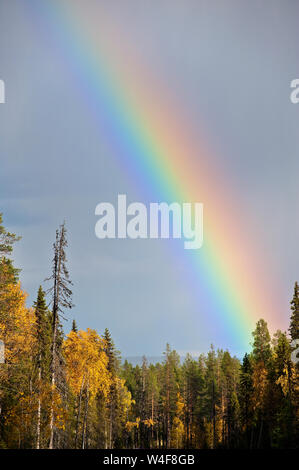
0,213,298,448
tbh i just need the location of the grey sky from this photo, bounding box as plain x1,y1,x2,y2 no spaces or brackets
0,0,298,357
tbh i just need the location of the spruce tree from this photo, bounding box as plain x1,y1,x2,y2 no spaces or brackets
103,328,120,448
34,286,52,448
288,283,299,447
0,213,20,256
103,328,120,374
72,319,78,333
289,282,299,342
252,319,271,365
34,286,52,373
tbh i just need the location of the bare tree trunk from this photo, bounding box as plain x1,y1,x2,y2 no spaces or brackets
46,223,73,449
212,381,216,449
36,364,41,449
75,377,85,448
105,421,108,449
257,418,263,449
166,361,170,448
82,384,89,449
151,392,154,447
109,402,113,448
49,246,60,449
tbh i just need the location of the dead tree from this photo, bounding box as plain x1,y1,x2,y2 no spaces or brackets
45,222,73,449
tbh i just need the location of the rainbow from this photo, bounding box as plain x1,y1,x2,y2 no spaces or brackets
28,0,284,353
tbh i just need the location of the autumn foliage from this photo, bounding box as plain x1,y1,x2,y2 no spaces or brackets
0,214,298,448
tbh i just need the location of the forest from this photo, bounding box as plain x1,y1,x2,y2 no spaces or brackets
0,213,298,449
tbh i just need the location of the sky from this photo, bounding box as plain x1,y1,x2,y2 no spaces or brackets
0,0,298,358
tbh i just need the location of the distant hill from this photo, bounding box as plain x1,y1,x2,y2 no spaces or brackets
123,356,164,366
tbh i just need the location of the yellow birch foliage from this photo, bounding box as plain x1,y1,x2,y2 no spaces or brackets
63,328,111,400
0,282,40,446
0,282,36,363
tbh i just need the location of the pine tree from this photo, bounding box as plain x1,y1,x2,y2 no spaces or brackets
289,282,299,342
288,284,299,446
147,364,160,448
251,319,272,448
271,331,294,447
239,353,253,447
162,344,180,448
0,213,20,257
252,319,271,365
202,346,219,448
0,213,20,287
220,351,240,448
182,354,204,448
